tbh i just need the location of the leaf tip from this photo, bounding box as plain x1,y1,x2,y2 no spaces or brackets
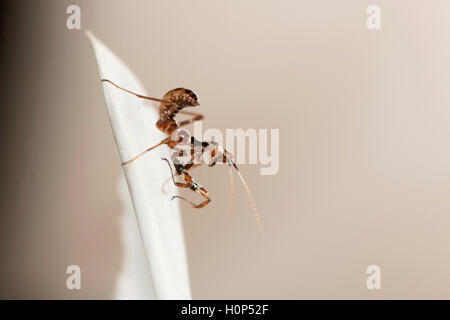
85,30,95,41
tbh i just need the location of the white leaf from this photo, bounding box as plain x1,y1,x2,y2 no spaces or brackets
114,174,155,299
87,31,191,300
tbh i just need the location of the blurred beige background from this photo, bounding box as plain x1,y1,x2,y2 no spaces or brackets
1,0,450,299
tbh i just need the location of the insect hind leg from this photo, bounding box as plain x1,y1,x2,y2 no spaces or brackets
171,195,211,209
161,158,212,209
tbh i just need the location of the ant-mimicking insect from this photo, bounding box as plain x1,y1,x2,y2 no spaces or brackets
102,79,262,231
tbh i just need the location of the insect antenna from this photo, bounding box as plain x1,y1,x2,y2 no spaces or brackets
227,163,235,217
225,156,263,232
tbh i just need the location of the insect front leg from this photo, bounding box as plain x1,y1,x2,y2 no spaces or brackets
161,157,211,208
203,141,234,168
161,157,190,188
165,165,211,209
161,162,201,194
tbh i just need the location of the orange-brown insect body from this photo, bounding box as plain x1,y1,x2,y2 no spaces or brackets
157,88,200,135
101,79,262,231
